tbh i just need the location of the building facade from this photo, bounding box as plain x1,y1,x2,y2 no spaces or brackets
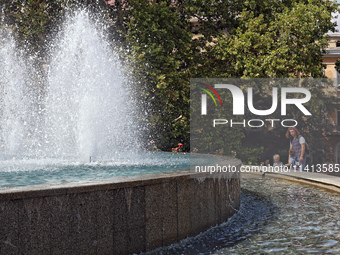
323,32,340,163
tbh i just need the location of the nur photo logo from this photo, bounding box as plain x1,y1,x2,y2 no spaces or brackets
194,79,313,129
200,84,311,116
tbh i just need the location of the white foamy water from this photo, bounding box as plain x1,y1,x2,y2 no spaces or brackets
0,10,140,169
0,30,36,156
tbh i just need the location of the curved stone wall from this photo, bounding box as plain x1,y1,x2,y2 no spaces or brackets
0,156,241,254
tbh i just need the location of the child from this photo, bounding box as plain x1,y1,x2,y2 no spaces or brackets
285,148,298,170
273,154,283,167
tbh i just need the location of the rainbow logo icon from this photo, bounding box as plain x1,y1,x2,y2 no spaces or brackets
197,82,223,106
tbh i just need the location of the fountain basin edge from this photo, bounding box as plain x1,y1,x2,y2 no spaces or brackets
0,155,241,255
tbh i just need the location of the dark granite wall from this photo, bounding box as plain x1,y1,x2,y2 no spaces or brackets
0,160,241,255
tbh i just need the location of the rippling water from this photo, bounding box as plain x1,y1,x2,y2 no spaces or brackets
0,153,216,188
144,175,340,254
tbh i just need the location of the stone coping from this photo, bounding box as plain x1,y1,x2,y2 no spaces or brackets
244,165,340,193
0,154,241,200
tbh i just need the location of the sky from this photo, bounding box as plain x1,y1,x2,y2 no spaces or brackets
333,1,340,32
332,12,340,32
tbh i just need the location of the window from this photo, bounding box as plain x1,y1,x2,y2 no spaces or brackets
336,109,340,132
335,67,340,93
336,143,340,163
336,41,340,47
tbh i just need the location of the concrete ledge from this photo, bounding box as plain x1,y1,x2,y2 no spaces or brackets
0,155,241,255
244,166,340,194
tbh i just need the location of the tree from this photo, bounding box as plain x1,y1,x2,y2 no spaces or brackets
205,1,339,163
124,0,195,150
123,0,338,163
212,2,337,78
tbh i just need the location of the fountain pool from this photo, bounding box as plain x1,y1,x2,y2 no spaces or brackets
0,152,217,188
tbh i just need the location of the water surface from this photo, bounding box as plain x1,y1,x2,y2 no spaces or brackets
0,153,215,188
144,176,340,254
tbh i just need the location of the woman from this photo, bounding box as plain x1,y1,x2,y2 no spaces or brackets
286,127,307,171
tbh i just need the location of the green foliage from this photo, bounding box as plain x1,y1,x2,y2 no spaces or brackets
336,59,340,74
210,2,338,78
2,0,68,53
124,0,194,150
237,146,264,165
1,0,111,54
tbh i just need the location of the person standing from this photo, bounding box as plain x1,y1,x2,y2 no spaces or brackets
286,127,307,171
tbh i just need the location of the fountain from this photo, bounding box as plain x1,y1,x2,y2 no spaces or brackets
0,9,240,254
1,10,139,161
0,11,194,186
0,29,35,157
